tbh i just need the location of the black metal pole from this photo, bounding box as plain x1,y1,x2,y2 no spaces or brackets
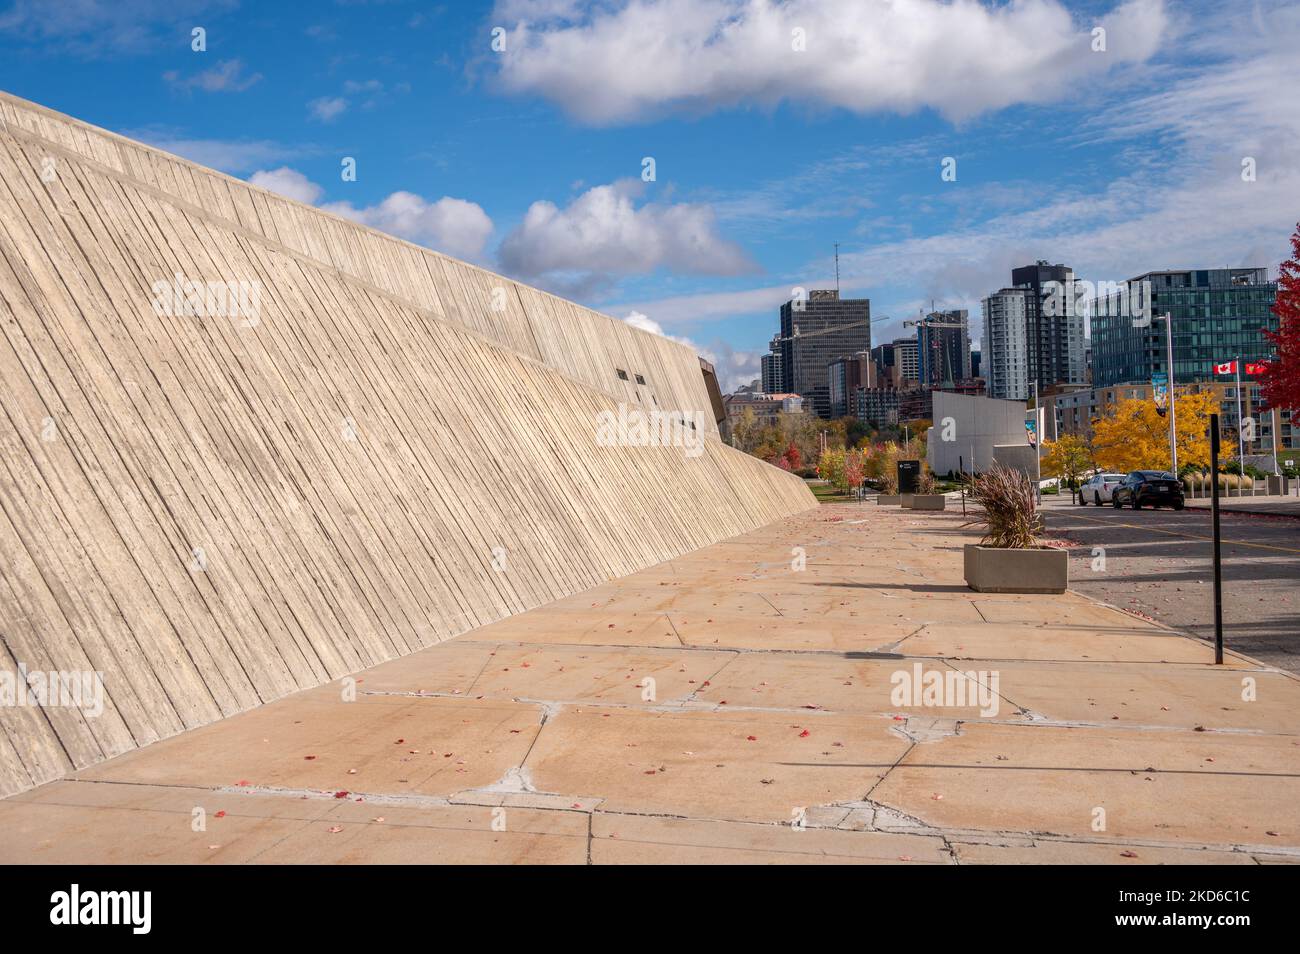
1210,414,1223,664
960,455,966,515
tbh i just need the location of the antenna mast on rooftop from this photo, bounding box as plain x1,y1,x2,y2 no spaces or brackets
834,243,840,293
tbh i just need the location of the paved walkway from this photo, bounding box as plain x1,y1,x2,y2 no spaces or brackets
3,503,1297,864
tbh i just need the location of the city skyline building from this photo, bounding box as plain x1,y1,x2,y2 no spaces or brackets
1090,267,1278,388
776,289,872,418
760,333,785,394
828,351,876,418
1011,260,1088,392
916,309,973,388
983,287,1032,400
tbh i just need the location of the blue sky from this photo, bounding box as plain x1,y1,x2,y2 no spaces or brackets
2,0,1298,389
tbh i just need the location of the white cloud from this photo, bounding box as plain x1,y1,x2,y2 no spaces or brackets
623,311,758,392
623,310,690,344
304,79,408,123
323,192,495,259
498,179,755,285
490,0,1167,124
129,129,308,173
619,2,1300,347
248,167,325,205
163,58,262,93
309,96,349,122
617,284,795,328
238,168,496,260
0,0,237,57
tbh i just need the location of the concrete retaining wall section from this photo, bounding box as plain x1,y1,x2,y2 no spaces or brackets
0,94,815,796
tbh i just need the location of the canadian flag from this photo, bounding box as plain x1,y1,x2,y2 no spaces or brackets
1214,360,1237,374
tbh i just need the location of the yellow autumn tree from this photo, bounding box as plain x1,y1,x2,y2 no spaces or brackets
1090,392,1216,472
1040,435,1094,489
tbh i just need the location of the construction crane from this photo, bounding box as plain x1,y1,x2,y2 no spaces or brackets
772,314,895,342
904,314,968,387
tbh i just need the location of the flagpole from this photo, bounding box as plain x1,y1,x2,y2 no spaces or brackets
1235,355,1245,496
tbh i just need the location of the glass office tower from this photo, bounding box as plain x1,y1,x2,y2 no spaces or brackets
1090,268,1278,388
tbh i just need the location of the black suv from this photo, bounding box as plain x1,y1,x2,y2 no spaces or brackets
1112,470,1185,510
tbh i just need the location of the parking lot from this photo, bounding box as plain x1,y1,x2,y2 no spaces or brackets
1042,497,1300,673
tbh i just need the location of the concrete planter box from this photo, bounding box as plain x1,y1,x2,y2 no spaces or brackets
910,494,946,511
877,494,902,505
899,493,915,508
963,544,1067,594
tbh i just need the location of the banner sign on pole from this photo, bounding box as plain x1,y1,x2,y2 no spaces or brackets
1024,407,1042,447
1151,372,1168,412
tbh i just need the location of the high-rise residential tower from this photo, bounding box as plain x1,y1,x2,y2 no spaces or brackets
982,288,1031,400
760,334,785,394
916,309,973,387
1010,260,1088,392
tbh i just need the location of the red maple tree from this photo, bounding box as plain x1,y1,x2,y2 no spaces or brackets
783,442,803,471
1260,221,1300,412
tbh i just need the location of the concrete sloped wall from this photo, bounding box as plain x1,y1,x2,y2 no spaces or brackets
0,94,815,796
0,92,720,438
0,95,811,800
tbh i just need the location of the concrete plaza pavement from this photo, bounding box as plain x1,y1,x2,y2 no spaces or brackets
2,502,1297,864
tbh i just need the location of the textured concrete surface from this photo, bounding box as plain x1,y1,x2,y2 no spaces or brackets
1,503,1297,865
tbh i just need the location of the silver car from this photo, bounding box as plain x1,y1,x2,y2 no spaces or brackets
1080,472,1127,505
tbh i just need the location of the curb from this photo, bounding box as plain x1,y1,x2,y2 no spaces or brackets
1183,502,1300,520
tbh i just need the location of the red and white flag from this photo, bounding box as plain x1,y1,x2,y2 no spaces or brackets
1214,360,1237,374
1245,361,1268,376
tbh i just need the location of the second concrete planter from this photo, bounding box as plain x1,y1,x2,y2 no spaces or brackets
877,494,902,505
963,544,1067,594
910,494,946,511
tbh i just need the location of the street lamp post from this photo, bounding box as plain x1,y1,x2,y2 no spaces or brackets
1031,381,1041,505
1235,356,1246,496
1158,311,1177,474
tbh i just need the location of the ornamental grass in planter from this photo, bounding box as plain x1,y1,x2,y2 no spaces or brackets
909,470,947,510
962,465,1066,593
875,448,902,504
